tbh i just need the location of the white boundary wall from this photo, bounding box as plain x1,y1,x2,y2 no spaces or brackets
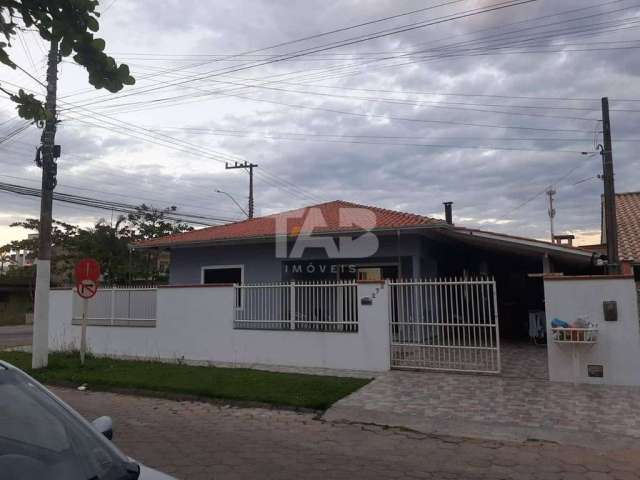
49,282,390,372
544,276,640,386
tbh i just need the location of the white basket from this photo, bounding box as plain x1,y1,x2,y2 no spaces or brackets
551,327,598,344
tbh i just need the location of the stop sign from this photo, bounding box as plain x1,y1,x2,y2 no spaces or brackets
74,258,101,299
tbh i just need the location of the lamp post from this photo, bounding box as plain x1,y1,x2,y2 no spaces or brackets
215,190,249,219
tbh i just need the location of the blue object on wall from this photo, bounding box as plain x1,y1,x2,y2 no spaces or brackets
551,318,570,328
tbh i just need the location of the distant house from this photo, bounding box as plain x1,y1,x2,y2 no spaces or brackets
135,200,597,341
581,192,640,279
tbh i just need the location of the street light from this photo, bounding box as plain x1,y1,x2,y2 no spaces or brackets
215,190,249,219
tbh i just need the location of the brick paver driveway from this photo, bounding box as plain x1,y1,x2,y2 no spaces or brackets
53,387,640,480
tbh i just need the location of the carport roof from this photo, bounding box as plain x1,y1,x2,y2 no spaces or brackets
437,227,595,265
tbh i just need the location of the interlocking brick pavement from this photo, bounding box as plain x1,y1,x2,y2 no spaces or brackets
325,342,640,446
53,387,640,480
324,368,640,446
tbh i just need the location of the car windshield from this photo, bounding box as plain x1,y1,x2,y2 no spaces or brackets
0,367,130,480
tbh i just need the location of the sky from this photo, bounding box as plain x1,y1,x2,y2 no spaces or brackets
1,0,640,247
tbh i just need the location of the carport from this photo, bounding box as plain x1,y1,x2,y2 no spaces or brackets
388,226,599,376
389,225,598,378
432,227,598,343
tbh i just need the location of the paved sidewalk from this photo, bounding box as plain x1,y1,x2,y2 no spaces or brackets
55,387,640,480
324,369,640,448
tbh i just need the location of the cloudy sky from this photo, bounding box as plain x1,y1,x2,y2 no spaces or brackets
1,0,640,246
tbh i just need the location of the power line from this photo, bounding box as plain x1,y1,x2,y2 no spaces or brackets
147,126,593,153
134,1,637,106
60,111,321,203
64,0,538,110
0,84,323,205
0,181,235,226
270,2,640,86
0,76,324,204
0,171,244,219
183,90,593,133
63,10,640,119
503,153,598,216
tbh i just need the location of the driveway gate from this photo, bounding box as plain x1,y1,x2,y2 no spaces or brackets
389,277,500,374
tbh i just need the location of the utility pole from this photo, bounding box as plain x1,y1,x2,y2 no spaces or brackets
32,39,61,369
225,161,258,219
546,188,556,243
600,97,620,274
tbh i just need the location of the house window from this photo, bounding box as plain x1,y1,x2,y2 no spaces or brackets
201,265,244,285
357,267,382,281
202,265,244,307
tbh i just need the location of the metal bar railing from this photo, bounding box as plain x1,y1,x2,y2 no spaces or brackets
233,281,358,333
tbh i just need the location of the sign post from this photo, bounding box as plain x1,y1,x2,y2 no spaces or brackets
80,296,89,365
74,258,100,366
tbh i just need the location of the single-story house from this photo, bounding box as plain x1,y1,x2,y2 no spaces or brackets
581,191,640,279
135,200,598,341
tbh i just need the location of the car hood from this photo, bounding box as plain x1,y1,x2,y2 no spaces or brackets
137,462,177,479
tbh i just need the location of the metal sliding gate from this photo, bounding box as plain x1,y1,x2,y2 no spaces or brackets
389,277,501,374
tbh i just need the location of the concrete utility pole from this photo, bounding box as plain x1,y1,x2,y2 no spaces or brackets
546,188,556,242
600,97,620,274
32,39,60,369
225,161,258,219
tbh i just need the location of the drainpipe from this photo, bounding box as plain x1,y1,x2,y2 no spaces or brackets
396,229,402,278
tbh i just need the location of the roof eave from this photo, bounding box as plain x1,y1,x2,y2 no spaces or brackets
130,223,446,250
444,227,596,261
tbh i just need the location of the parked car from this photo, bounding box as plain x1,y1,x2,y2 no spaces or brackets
0,360,175,479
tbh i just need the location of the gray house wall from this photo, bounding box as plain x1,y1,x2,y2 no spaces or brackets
169,233,437,285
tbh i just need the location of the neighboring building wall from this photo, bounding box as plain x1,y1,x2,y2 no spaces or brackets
48,283,391,372
169,234,433,285
543,276,640,386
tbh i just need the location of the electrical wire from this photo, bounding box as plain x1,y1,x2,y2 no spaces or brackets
0,181,235,226
64,0,538,110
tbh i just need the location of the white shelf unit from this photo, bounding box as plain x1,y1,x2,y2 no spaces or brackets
551,327,598,344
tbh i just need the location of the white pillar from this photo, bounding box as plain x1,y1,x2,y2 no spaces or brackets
32,259,50,368
357,281,391,371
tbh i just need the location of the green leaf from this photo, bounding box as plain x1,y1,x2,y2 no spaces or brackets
60,38,74,57
86,16,99,32
0,47,16,69
10,90,49,123
92,38,105,51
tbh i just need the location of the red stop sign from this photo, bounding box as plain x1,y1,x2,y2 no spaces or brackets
75,259,101,299
75,258,101,283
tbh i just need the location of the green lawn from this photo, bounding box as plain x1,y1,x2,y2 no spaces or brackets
0,351,370,410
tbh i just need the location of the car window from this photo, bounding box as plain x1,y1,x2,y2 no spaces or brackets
0,369,129,480
0,382,70,452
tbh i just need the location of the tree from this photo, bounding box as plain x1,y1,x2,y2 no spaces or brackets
2,219,78,283
2,206,194,285
127,205,194,241
126,205,193,282
0,1,135,122
0,1,136,368
69,216,132,284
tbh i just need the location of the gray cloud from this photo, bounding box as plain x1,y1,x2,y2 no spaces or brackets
1,0,640,245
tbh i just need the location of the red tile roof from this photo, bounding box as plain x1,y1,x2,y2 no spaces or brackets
135,200,443,248
616,192,640,262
